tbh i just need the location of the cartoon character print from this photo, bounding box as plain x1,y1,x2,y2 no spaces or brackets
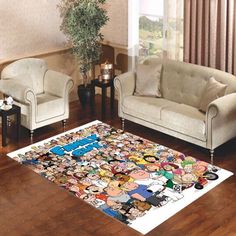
12,123,219,225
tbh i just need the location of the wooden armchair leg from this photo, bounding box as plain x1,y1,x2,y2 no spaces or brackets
210,149,214,165
121,118,125,131
30,130,34,139
62,119,67,127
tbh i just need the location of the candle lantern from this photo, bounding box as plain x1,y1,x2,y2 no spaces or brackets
100,60,113,81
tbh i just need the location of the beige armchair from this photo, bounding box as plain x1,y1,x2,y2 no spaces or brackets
0,58,74,137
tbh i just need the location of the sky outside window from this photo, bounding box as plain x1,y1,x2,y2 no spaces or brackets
139,0,163,18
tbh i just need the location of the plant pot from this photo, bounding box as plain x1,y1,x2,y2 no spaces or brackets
77,84,93,108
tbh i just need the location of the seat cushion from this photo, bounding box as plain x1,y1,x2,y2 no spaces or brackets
161,104,206,141
36,93,65,122
122,96,178,123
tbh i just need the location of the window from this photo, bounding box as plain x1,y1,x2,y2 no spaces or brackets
139,0,164,59
129,0,183,63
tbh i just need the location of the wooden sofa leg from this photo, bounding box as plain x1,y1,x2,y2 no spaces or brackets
121,118,125,131
30,130,34,139
210,149,214,165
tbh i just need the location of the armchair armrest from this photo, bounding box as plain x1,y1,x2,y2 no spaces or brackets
206,93,236,149
114,71,135,99
0,79,36,104
44,70,74,98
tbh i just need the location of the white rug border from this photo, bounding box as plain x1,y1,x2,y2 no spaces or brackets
129,168,233,234
8,120,102,158
7,120,234,235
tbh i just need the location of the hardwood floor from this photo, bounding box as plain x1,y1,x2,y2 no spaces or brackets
0,95,236,236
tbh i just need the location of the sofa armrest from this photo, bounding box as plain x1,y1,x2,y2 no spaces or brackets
206,93,236,149
0,79,36,104
114,71,135,118
44,70,74,98
114,71,135,99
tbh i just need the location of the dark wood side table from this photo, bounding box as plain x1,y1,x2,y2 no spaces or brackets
91,77,115,116
0,104,21,146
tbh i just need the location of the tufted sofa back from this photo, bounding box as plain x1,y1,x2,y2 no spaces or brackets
1,58,47,95
144,58,236,108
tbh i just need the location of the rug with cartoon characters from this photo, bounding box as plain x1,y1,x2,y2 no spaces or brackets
8,121,233,234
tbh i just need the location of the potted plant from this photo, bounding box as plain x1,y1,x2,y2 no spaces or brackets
58,0,109,107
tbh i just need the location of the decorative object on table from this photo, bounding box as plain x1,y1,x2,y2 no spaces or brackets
8,121,233,235
0,96,14,110
5,96,13,106
100,60,113,81
58,0,109,107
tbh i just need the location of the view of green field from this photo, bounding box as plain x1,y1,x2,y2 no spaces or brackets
139,16,164,58
139,15,184,60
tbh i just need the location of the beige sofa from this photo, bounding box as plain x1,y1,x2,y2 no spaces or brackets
114,58,236,163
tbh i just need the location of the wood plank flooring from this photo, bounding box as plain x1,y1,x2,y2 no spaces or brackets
0,96,236,236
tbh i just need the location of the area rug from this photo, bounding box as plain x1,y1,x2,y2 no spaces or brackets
8,120,233,234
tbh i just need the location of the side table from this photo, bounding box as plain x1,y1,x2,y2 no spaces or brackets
0,104,21,146
91,78,115,116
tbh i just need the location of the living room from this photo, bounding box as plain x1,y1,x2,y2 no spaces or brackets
0,0,236,235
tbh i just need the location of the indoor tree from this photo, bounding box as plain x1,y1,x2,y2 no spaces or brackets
58,0,109,86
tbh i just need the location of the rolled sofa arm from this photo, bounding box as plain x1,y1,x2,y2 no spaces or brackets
44,70,74,98
114,71,135,118
206,93,236,149
0,79,36,104
114,71,135,99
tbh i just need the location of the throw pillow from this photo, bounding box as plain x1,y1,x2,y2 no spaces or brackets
199,77,227,112
134,64,162,97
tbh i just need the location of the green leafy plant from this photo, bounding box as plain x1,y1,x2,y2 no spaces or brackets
58,0,109,85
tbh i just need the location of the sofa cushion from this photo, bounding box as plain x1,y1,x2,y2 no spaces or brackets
134,64,162,97
122,96,177,122
199,77,227,112
36,93,64,122
161,104,206,141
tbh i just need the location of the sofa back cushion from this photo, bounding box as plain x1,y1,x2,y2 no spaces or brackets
1,58,47,95
144,58,236,108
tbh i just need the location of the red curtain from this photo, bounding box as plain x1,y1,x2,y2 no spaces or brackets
184,0,236,75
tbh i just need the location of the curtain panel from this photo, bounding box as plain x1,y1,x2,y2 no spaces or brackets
184,0,236,75
164,0,184,61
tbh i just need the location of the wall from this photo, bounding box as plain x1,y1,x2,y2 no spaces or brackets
102,0,128,49
0,0,67,63
0,0,128,101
